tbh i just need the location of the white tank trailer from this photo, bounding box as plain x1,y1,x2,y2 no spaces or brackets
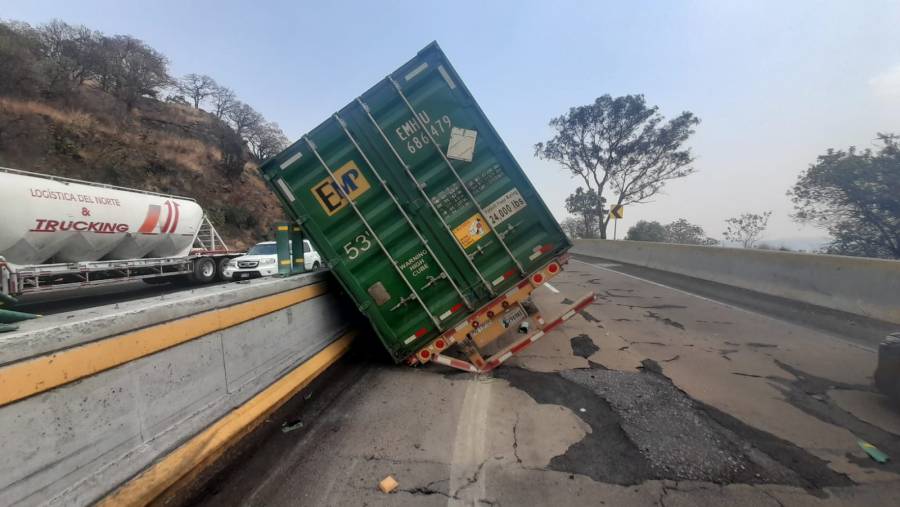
0,167,241,297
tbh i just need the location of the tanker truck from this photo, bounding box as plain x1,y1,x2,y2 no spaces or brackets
0,166,242,298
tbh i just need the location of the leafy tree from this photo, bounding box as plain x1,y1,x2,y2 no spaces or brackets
789,134,900,259
559,216,584,239
626,220,667,242
723,211,772,248
535,94,699,238
564,187,604,238
210,84,236,119
664,218,718,245
176,73,217,109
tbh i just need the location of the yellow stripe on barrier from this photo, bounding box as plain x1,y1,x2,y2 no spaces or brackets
98,331,355,507
0,282,328,408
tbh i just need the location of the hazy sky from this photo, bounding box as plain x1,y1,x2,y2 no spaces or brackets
4,0,899,243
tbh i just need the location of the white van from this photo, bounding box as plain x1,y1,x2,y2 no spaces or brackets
223,240,321,280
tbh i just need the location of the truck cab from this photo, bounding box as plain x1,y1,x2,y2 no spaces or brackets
223,240,321,280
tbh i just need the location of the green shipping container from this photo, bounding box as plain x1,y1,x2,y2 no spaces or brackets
260,42,570,363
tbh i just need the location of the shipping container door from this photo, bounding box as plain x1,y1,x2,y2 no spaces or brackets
349,45,568,299
286,117,478,359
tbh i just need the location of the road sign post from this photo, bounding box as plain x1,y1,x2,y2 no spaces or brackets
610,205,624,240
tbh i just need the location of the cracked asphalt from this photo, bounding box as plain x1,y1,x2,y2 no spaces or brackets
185,256,900,506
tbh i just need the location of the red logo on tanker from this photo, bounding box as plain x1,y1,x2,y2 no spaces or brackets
29,201,180,234
137,201,180,234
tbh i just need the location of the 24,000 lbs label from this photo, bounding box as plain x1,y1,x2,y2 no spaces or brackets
484,189,527,227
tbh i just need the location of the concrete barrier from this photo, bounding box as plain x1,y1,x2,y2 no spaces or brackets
0,272,355,506
572,240,900,324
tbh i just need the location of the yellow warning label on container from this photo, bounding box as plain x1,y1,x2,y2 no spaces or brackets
453,213,490,248
311,160,371,216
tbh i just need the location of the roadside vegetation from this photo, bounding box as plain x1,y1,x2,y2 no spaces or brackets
0,18,289,248
546,93,899,260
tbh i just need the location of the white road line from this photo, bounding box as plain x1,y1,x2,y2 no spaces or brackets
542,282,560,294
570,258,877,354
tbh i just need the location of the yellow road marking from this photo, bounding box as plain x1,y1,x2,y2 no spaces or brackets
98,331,355,507
0,282,328,407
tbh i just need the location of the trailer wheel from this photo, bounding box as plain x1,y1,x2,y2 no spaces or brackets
216,257,232,281
192,257,217,284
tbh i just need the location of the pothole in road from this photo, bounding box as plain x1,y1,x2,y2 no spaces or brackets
495,362,854,490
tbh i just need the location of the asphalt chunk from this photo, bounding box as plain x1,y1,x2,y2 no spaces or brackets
570,334,599,358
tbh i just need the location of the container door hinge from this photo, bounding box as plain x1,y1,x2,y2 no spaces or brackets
420,272,447,291
390,293,418,311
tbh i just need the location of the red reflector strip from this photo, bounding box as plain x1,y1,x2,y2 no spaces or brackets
540,243,553,253
404,327,428,345
440,302,465,320
492,268,518,286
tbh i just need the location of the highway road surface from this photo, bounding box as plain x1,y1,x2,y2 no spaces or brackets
183,255,900,506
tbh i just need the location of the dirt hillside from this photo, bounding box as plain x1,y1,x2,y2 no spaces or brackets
0,86,286,250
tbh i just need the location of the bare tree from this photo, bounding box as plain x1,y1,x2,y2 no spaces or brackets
177,73,217,109
723,211,772,248
210,85,236,119
536,94,700,238
226,101,263,138
105,35,170,110
246,121,289,160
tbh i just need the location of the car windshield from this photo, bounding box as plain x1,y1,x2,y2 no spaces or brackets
247,243,276,256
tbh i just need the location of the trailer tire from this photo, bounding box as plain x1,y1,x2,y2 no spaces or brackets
192,257,217,284
216,257,232,281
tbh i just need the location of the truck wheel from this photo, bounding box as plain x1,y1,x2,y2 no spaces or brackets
312,261,320,271
216,257,232,281
192,257,217,284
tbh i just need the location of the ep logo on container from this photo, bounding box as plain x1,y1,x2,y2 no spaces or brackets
311,161,371,216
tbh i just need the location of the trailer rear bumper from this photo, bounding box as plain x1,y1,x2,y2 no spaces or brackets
432,291,596,374
407,254,595,373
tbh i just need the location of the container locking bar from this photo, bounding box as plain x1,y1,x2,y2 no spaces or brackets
303,136,441,327
333,113,473,310
387,76,527,277
356,97,495,295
